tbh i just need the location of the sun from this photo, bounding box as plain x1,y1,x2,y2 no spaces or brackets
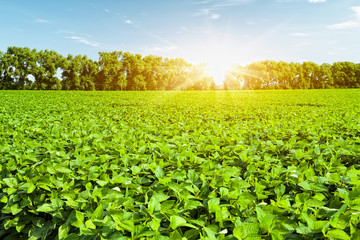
184,37,237,85
206,59,232,85
193,43,235,85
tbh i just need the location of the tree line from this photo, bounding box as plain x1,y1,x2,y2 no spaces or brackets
0,47,215,90
224,60,360,90
1,47,360,91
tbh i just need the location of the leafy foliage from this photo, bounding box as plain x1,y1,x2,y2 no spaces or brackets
0,47,215,91
0,89,360,239
225,60,360,90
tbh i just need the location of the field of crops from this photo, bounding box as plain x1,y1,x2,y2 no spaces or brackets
0,89,360,240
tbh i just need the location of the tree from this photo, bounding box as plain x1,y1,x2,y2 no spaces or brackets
0,47,38,89
142,55,163,90
62,55,97,90
164,58,192,90
314,63,333,89
123,53,146,90
332,62,347,88
243,62,268,90
97,51,126,91
224,64,244,90
189,63,215,90
79,56,97,90
33,50,64,90
0,51,15,89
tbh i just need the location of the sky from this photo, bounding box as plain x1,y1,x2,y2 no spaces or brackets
1,0,360,84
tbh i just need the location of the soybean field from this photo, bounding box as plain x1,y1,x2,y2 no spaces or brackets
1,90,360,240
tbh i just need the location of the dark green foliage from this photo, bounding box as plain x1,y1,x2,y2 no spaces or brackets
225,60,360,90
0,47,215,91
0,90,360,239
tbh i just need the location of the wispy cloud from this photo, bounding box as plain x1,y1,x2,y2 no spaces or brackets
276,0,326,3
328,6,360,29
291,32,311,37
328,21,360,30
308,0,326,3
352,6,360,18
65,36,100,47
212,0,253,7
147,45,178,53
193,8,221,20
104,9,110,13
56,30,75,35
35,18,50,24
193,0,253,20
210,13,221,19
124,19,134,25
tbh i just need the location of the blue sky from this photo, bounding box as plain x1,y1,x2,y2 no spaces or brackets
1,0,360,83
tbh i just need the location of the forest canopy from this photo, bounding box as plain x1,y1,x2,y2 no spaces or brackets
225,60,360,90
0,47,214,91
1,46,360,90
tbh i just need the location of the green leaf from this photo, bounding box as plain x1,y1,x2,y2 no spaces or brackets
327,229,350,240
36,203,54,213
233,222,260,240
51,198,64,209
3,178,18,188
151,192,170,203
204,226,218,240
92,204,104,221
184,200,203,210
155,165,165,179
55,166,72,174
184,229,200,240
59,224,70,240
208,198,220,213
85,219,96,229
298,181,311,191
170,216,197,230
27,182,36,193
148,197,161,213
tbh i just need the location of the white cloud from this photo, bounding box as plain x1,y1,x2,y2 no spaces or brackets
124,19,134,24
65,36,100,47
351,6,360,18
147,45,178,52
308,0,326,3
193,8,221,20
328,21,360,29
291,32,311,37
328,6,360,29
193,0,253,20
57,30,75,34
104,9,110,13
35,18,50,23
193,0,214,4
212,0,253,7
210,13,221,19
194,8,211,16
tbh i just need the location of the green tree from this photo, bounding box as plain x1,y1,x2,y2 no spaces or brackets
189,63,215,90
123,52,146,90
243,62,268,90
97,51,126,91
0,51,15,89
142,55,163,90
0,47,38,89
33,50,64,90
332,62,347,88
62,55,97,90
224,64,243,90
314,63,333,89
